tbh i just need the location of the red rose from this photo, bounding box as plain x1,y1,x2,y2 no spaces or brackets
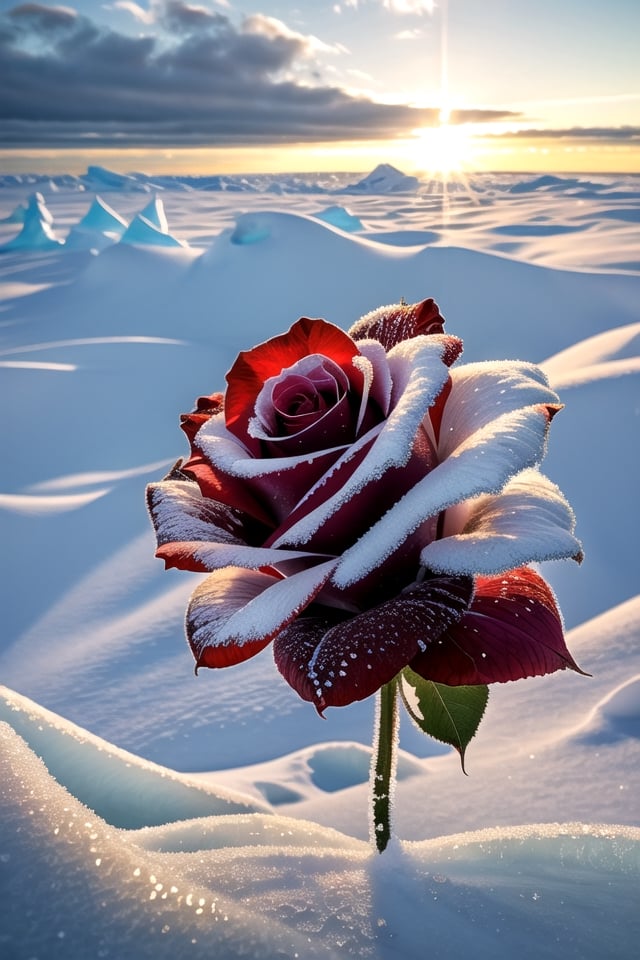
147,298,583,712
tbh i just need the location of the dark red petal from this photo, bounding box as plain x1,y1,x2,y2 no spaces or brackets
349,298,445,350
181,449,276,527
237,447,349,524
180,393,224,443
410,567,587,685
267,422,436,555
272,613,342,705
225,318,362,443
273,575,473,712
428,376,452,446
264,431,377,549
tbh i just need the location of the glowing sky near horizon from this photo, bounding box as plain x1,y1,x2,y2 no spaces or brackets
0,0,638,174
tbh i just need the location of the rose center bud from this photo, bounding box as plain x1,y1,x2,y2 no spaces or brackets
254,354,354,454
273,364,342,430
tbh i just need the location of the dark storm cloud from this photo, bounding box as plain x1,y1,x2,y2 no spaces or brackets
0,1,518,148
7,1,78,33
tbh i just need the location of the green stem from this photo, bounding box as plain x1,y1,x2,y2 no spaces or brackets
370,678,399,853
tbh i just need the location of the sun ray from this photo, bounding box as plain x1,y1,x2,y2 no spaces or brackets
406,0,480,214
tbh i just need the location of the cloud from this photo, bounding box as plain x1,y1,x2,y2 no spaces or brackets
488,126,640,142
111,2,155,25
333,1,435,13
8,2,78,29
384,0,435,13
395,28,424,40
0,1,515,149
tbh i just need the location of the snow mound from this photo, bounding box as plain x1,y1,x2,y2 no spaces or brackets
508,175,626,199
0,686,269,828
541,321,640,388
2,700,639,960
205,740,427,808
0,487,111,515
597,676,640,730
509,174,570,193
577,675,640,743
228,209,370,247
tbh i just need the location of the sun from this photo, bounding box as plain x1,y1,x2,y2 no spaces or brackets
410,120,476,179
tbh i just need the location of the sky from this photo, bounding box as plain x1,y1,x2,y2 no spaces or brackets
0,0,639,176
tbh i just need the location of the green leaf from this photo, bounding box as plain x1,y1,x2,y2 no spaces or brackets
399,668,489,772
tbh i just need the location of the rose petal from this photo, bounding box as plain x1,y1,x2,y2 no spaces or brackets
188,560,340,669
272,334,458,549
349,298,445,350
254,354,349,434
225,318,364,450
180,393,224,442
437,361,560,460
159,540,331,575
420,467,584,575
147,474,247,544
410,567,587,685
193,412,350,522
273,424,436,557
427,376,452,446
146,472,273,572
251,390,355,457
271,613,343,705
273,575,473,712
355,339,393,417
333,402,559,590
188,568,281,668
182,426,277,527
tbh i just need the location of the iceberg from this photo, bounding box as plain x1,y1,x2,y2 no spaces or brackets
119,195,186,247
120,215,185,248
139,195,170,233
0,202,27,224
313,204,364,232
0,192,63,252
65,195,128,251
343,163,420,194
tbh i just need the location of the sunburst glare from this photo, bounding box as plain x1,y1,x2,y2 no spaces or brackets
408,0,479,211
411,120,475,179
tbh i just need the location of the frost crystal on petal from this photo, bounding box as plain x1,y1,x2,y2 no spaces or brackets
410,567,586,685
274,575,473,711
333,403,558,590
349,297,446,349
420,467,584,575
